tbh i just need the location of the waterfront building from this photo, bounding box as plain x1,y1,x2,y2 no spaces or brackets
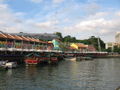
52,39,61,50
0,31,48,50
105,42,115,49
105,32,120,49
47,41,54,50
87,45,96,52
105,42,120,51
70,43,96,52
70,43,88,52
115,32,120,43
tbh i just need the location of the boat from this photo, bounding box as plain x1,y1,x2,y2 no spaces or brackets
4,62,17,69
65,57,76,61
0,61,7,70
76,56,93,61
0,61,6,66
49,53,58,63
25,52,59,65
25,53,41,66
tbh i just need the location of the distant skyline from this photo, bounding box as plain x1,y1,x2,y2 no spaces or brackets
0,0,120,42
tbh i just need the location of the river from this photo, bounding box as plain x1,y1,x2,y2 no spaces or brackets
0,58,120,90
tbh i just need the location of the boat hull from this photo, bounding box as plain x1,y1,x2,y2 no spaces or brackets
25,59,40,65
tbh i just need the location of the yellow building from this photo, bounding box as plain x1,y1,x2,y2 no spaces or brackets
70,43,87,51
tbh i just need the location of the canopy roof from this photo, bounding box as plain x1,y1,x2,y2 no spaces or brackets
4,34,15,39
20,36,30,41
12,35,23,40
0,33,7,39
0,32,47,44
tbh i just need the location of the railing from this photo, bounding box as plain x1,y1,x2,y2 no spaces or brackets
0,41,47,50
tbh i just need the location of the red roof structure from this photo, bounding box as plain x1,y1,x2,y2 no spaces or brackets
20,36,30,41
4,34,15,39
12,35,23,40
0,33,7,39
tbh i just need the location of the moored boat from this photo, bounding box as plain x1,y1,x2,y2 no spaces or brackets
4,62,17,69
49,53,59,64
0,61,17,69
25,53,53,65
76,56,93,61
25,53,41,66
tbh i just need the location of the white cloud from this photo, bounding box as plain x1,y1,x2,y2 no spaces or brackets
115,11,120,16
0,3,25,33
100,29,110,34
0,0,5,3
88,12,108,19
53,0,64,3
30,0,43,3
63,11,120,38
30,0,64,4
34,20,59,29
83,3,100,15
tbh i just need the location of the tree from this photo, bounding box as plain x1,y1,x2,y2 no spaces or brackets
88,36,105,51
113,46,120,53
63,35,77,42
55,32,63,41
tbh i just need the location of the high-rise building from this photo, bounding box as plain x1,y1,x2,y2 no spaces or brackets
115,32,120,43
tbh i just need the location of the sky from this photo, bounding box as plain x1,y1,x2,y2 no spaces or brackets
0,0,120,42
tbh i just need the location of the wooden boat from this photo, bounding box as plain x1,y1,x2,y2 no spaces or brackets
46,53,58,64
25,53,41,65
25,53,59,65
50,56,58,63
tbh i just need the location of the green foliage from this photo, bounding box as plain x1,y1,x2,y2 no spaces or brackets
88,36,105,51
55,32,63,41
63,35,77,43
106,46,120,53
106,47,112,52
113,46,120,53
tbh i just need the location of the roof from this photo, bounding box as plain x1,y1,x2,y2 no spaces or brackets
20,36,30,41
4,34,15,39
12,35,23,40
10,32,59,40
71,43,87,48
76,43,87,48
39,40,47,44
35,39,40,43
0,32,48,44
68,47,76,50
26,37,35,42
31,38,40,43
48,41,52,44
0,33,7,39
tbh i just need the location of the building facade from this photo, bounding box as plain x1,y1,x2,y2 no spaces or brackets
106,33,120,49
105,42,114,49
115,32,120,43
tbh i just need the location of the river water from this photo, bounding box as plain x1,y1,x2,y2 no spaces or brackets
0,58,120,90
